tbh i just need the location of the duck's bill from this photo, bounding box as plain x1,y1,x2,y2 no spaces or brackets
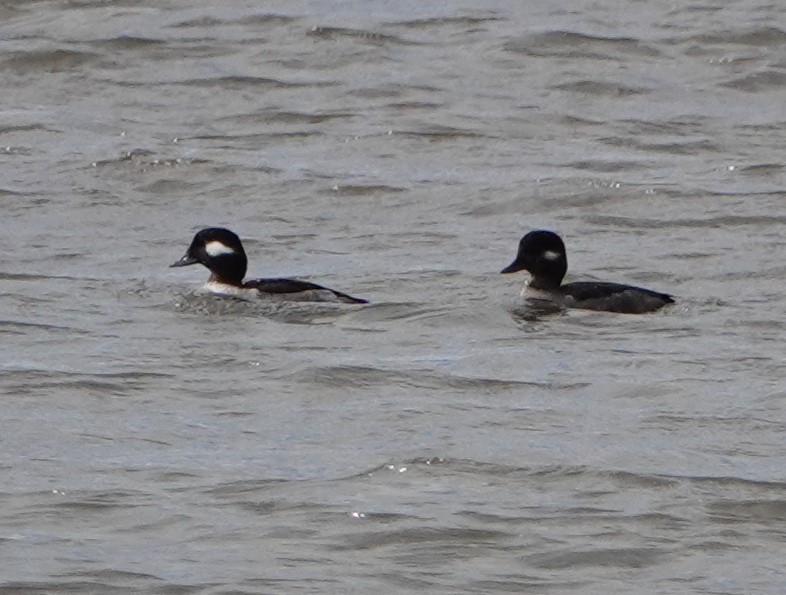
170,254,199,268
500,260,525,274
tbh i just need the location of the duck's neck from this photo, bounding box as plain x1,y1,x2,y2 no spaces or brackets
209,272,243,287
529,275,562,291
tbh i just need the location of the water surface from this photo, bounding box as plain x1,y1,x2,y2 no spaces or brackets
2,0,785,592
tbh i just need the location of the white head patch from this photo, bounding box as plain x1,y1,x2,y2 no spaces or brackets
205,240,235,257
542,250,562,261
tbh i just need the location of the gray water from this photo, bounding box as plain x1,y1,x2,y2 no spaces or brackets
2,0,786,592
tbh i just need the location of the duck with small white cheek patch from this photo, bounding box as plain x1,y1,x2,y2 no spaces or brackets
501,230,673,314
171,227,368,304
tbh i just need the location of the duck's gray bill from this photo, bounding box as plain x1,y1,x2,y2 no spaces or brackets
170,254,198,268
500,260,524,274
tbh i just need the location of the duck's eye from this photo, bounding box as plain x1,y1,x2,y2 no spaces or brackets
542,250,561,261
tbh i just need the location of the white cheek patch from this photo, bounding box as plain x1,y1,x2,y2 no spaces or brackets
205,241,235,257
542,250,562,261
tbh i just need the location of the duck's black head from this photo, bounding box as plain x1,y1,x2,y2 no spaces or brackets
171,227,248,286
500,230,568,290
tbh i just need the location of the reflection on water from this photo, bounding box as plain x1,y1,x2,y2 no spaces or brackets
510,298,566,323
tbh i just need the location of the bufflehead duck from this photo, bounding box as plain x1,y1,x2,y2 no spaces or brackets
171,227,368,304
501,230,673,314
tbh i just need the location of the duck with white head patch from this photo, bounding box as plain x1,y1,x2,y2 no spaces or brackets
501,230,673,314
171,227,368,304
